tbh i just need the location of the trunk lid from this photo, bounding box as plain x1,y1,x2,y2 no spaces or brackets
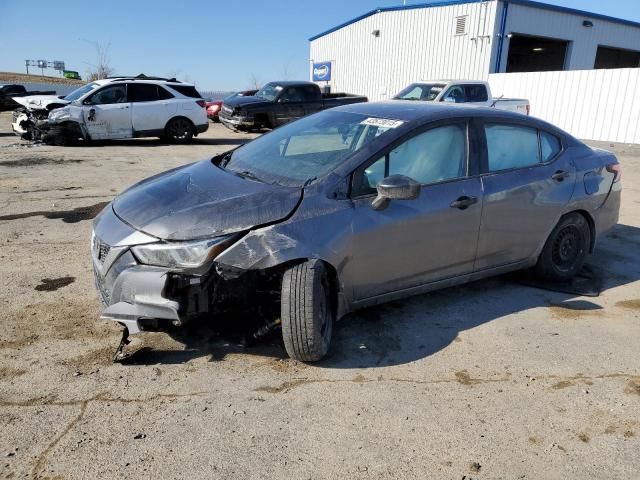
112,159,302,241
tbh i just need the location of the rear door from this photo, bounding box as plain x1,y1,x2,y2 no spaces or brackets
441,84,489,105
349,120,484,301
474,120,575,270
128,83,175,134
82,84,132,140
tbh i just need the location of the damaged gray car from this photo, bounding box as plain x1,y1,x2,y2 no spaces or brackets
92,102,621,362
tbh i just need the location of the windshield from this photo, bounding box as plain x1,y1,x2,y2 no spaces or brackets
63,82,101,102
223,110,404,187
254,83,282,101
394,83,445,101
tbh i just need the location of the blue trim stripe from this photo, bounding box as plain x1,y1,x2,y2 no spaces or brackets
494,1,509,73
308,0,640,42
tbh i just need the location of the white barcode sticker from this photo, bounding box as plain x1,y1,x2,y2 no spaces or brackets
361,117,404,129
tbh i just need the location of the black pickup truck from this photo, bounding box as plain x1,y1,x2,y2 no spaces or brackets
219,81,367,131
0,84,57,111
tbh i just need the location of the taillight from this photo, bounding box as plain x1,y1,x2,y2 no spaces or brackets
526,104,531,116
196,100,206,108
606,163,622,183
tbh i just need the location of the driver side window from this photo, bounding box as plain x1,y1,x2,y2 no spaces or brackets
87,85,127,105
355,124,467,195
442,86,465,103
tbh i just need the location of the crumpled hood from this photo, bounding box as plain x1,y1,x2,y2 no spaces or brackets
112,159,302,241
12,95,69,111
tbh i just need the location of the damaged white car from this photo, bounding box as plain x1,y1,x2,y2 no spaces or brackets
11,75,209,145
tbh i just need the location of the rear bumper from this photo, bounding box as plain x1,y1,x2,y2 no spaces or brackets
594,181,621,240
195,123,209,134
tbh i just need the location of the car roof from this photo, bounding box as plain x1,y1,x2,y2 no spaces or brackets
265,81,317,87
333,101,575,139
94,78,195,87
335,101,519,122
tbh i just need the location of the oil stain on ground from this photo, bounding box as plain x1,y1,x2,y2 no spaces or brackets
34,277,76,292
616,299,640,310
624,380,640,395
0,157,84,167
0,202,108,223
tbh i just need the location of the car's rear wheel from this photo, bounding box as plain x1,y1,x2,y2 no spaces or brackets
165,117,194,144
281,260,334,362
535,212,591,282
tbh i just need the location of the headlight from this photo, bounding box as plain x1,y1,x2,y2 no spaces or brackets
131,235,236,269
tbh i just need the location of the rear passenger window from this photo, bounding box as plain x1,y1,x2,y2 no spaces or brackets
485,124,539,171
157,86,173,100
540,131,562,162
129,84,160,102
463,84,489,102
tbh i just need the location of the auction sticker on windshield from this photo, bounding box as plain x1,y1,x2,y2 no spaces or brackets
361,117,405,129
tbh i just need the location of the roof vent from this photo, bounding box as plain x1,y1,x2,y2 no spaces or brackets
455,15,468,35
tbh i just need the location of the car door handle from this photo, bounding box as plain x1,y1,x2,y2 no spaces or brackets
450,196,478,210
551,170,569,181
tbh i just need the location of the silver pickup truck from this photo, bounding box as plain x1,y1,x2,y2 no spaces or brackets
394,80,530,115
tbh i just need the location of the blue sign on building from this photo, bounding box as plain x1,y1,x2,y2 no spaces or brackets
312,62,332,81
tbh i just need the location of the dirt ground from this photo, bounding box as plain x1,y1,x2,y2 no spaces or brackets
0,112,638,480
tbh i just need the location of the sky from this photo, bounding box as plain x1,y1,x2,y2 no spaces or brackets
0,0,639,91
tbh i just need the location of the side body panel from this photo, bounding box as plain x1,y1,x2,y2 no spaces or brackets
350,178,483,300
475,153,576,270
83,103,133,140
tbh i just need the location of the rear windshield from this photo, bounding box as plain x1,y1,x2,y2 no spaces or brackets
168,85,202,98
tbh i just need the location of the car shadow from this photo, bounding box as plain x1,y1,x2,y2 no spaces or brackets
120,224,640,368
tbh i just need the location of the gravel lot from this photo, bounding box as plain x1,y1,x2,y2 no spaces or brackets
1,112,639,479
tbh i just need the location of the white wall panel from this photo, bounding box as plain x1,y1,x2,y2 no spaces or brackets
310,2,498,101
489,68,640,143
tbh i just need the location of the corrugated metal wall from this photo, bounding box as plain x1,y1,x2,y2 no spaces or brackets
489,68,640,143
498,2,640,72
310,1,498,101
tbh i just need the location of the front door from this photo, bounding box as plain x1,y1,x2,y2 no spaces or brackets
349,121,483,301
83,84,132,140
275,87,305,125
474,121,576,270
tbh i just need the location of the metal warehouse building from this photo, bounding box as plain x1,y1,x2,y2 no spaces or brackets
309,0,640,100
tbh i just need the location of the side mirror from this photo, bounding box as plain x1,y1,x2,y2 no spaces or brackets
371,175,421,210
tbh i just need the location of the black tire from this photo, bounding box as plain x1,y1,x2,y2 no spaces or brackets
281,260,334,362
535,212,591,282
165,117,194,144
42,123,83,146
42,125,70,146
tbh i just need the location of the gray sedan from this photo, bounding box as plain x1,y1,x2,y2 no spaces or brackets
92,102,621,362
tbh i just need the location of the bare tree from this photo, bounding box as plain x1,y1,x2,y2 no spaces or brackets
248,73,262,90
83,40,115,81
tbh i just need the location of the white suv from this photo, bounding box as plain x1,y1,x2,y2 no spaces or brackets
12,75,208,144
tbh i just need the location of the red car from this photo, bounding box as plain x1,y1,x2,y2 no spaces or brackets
207,89,258,122
205,100,223,122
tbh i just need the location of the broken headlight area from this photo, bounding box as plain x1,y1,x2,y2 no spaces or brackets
131,234,238,271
